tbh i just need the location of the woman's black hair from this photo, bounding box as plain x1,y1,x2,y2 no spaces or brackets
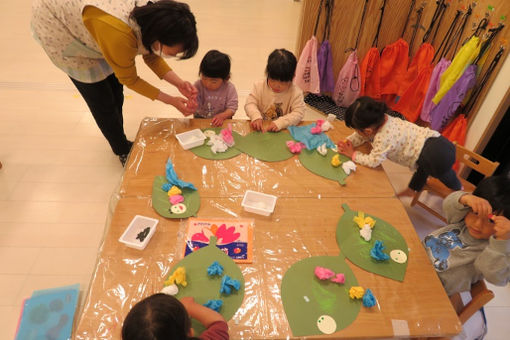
199,50,231,80
344,96,387,130
130,0,198,59
265,49,297,82
473,175,510,219
122,293,193,340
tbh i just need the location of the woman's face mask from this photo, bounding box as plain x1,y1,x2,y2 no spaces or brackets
152,42,184,59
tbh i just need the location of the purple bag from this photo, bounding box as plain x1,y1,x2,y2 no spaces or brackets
317,40,335,94
333,51,360,107
420,58,451,122
430,64,476,131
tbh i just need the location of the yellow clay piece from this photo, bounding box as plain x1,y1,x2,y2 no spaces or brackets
331,154,342,167
164,266,187,287
167,185,182,196
349,286,365,299
353,211,376,229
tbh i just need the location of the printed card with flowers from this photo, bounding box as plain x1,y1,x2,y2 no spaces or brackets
183,218,253,263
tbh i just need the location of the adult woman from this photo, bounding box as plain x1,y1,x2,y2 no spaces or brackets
31,0,199,165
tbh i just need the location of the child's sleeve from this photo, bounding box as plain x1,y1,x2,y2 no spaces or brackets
226,83,238,113
351,138,389,168
199,320,229,340
273,89,305,130
244,83,263,121
442,191,470,224
346,132,367,147
474,237,510,287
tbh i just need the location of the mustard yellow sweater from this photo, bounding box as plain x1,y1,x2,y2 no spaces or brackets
82,6,171,100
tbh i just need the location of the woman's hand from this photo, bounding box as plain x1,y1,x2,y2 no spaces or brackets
157,91,195,116
250,119,263,131
178,80,198,100
337,139,354,158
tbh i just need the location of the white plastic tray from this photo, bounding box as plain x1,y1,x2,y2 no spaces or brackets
175,129,206,150
241,190,277,216
119,215,159,250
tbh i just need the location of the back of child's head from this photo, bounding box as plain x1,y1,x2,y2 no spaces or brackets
265,49,297,82
122,293,191,340
345,96,387,130
199,50,231,80
473,174,510,218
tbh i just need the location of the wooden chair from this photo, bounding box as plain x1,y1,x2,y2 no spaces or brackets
426,281,495,340
410,142,499,222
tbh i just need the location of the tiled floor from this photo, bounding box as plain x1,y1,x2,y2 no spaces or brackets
0,1,508,339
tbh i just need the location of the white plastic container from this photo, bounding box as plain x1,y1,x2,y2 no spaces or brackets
119,215,159,250
241,190,277,216
175,129,206,150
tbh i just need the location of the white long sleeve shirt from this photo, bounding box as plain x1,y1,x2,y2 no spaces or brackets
347,115,440,169
244,80,305,130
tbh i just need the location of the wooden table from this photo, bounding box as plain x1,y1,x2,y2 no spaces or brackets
75,118,461,339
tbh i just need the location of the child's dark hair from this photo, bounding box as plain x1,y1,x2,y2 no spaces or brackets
199,50,231,80
344,96,387,130
130,0,198,59
122,293,197,340
265,49,297,82
473,175,510,219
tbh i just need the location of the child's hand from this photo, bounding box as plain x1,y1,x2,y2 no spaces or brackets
250,119,263,131
211,112,230,127
493,215,510,240
179,296,196,311
459,194,492,217
265,122,279,132
337,139,354,158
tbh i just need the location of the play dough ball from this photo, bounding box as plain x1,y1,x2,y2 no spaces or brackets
171,203,187,214
317,315,337,334
203,130,216,138
161,284,179,296
390,249,408,264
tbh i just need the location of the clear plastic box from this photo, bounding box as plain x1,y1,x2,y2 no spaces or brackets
175,129,206,150
119,215,159,250
241,190,277,216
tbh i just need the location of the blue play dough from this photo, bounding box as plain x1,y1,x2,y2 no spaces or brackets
362,288,377,307
162,158,197,191
207,261,224,277
288,124,336,150
203,299,223,312
370,240,390,261
219,275,241,295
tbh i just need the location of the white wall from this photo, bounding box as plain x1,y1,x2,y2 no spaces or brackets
465,53,510,152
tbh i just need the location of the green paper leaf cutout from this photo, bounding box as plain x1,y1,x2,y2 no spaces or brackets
298,149,351,185
152,176,200,218
168,237,245,335
336,204,409,281
234,131,294,162
281,255,360,337
189,128,242,160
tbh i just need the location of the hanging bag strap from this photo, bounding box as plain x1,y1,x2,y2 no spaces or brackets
322,0,334,41
430,1,448,44
472,18,489,38
313,0,325,37
409,5,425,55
434,9,462,61
423,0,445,42
372,0,387,48
401,0,416,37
448,5,473,57
473,23,505,65
352,0,370,50
464,46,505,116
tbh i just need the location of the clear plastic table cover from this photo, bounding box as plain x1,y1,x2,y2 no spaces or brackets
74,118,461,339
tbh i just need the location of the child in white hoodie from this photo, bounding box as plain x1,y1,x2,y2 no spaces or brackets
245,49,305,132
